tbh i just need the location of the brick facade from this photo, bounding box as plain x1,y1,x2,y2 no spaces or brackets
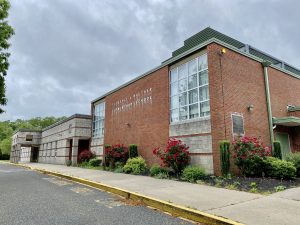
207,43,300,174
104,66,170,166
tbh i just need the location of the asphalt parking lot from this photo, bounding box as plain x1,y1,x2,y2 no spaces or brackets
0,163,194,225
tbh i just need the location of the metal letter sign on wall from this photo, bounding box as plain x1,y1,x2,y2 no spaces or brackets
112,88,153,115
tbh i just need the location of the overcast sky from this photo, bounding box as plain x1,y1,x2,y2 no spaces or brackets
2,0,300,121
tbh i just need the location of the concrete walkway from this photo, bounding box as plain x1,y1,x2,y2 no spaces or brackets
21,163,300,225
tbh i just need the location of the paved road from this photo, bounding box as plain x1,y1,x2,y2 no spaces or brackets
0,163,193,225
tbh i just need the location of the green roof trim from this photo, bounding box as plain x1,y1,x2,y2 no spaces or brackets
273,117,300,126
172,27,245,57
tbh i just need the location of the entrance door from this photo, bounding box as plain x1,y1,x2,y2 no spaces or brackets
275,132,291,159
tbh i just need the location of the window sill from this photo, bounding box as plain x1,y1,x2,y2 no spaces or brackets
170,116,211,126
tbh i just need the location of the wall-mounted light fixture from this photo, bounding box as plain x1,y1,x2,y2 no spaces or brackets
247,104,254,112
125,123,131,127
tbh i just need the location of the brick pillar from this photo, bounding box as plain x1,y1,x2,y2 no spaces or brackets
71,138,79,166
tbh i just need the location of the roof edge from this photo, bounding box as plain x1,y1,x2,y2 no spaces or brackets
42,114,91,132
91,38,300,104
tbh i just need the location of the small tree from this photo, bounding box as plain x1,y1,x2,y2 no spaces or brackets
153,138,190,176
0,0,15,113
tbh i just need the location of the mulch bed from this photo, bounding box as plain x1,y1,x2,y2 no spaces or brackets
202,176,300,193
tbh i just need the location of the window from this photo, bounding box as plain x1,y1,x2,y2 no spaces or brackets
25,135,33,141
54,141,58,157
170,53,210,122
93,102,105,137
232,114,244,136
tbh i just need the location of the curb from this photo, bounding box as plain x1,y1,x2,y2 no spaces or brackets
11,163,243,225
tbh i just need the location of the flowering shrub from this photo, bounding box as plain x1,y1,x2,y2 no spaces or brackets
105,144,128,168
153,138,190,176
233,136,271,176
78,149,96,163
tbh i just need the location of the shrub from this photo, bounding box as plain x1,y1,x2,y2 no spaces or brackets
0,153,10,160
78,150,96,163
153,138,190,176
272,141,282,159
286,153,300,177
264,157,296,179
128,144,138,158
219,140,230,176
233,136,271,176
105,144,128,168
150,164,169,177
113,162,124,173
123,156,148,175
89,158,102,167
182,166,206,182
66,159,72,167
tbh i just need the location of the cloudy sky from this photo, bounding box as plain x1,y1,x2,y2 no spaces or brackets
2,0,300,120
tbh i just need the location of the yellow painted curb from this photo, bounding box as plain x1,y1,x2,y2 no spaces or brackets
11,163,244,225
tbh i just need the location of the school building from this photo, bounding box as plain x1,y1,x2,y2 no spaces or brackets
11,27,300,175
90,27,300,174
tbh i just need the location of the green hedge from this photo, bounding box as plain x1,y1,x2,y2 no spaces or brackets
123,156,147,175
150,164,168,177
264,157,296,179
182,166,206,182
286,153,300,177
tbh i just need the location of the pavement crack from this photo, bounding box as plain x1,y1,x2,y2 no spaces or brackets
203,196,263,212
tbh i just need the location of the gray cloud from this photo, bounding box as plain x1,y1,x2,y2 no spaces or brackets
2,0,300,120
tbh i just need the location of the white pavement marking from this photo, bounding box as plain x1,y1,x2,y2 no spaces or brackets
42,177,72,186
70,187,94,195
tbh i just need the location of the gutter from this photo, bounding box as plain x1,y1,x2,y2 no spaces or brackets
262,61,275,148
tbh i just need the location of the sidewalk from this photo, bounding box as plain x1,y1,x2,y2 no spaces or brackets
21,163,300,225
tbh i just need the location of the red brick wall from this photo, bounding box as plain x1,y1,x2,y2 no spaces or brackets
268,68,300,117
208,43,300,174
207,43,270,175
104,66,170,165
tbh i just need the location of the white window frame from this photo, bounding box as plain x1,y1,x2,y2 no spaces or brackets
92,101,105,138
169,53,210,123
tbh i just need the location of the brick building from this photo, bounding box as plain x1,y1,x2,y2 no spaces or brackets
11,114,91,165
91,27,300,175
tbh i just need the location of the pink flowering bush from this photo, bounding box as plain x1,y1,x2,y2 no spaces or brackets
153,138,190,176
233,136,271,176
105,144,128,168
78,150,96,163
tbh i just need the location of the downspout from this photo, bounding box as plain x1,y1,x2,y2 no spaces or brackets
262,61,275,149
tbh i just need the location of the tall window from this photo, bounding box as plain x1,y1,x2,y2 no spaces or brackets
170,53,209,122
93,102,105,137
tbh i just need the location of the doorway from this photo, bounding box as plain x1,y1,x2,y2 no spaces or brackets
275,132,291,159
31,147,39,162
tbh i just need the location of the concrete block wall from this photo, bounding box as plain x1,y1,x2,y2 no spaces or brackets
38,115,91,165
170,118,213,174
90,137,104,157
19,147,31,163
